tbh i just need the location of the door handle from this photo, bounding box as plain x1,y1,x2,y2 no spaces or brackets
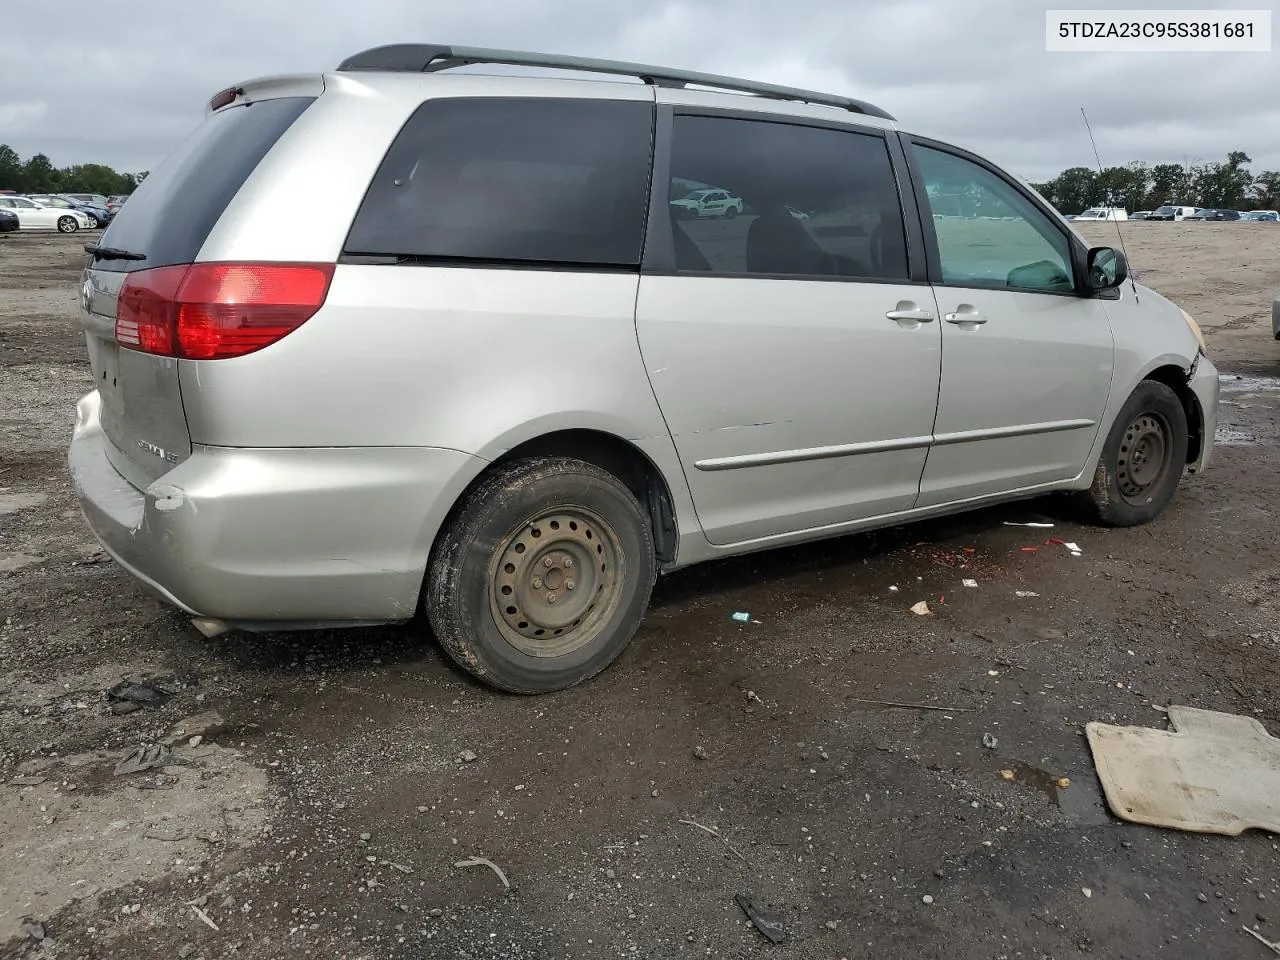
886,301,935,326
944,305,986,327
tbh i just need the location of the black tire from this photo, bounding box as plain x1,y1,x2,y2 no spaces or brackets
723,206,738,219
1080,380,1188,526
57,216,78,234
425,457,656,694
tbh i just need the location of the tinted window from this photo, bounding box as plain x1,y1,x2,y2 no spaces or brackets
346,98,654,267
94,97,316,273
666,115,908,280
913,146,1074,293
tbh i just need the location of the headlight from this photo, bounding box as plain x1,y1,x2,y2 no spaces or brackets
1179,308,1207,355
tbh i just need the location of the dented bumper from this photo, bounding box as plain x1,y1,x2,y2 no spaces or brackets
1188,353,1220,473
68,390,482,624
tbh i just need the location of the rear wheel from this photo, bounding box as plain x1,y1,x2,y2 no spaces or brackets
425,457,656,694
723,206,738,219
1080,380,1188,526
57,216,78,234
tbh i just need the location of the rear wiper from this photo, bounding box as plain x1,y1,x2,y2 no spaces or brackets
83,243,146,262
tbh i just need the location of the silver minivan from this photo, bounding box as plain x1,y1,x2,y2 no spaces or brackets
69,44,1219,693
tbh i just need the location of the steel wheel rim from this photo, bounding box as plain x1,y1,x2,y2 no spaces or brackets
1116,411,1171,503
489,507,625,658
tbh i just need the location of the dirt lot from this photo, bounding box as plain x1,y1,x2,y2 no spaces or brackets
2,224,1279,959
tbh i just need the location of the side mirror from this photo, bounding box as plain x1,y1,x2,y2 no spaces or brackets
1086,246,1128,291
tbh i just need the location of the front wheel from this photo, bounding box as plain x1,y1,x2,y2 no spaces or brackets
425,457,656,694
723,206,738,219
1080,380,1188,526
57,216,79,234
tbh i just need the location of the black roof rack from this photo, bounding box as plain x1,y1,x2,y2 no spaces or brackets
335,43,895,121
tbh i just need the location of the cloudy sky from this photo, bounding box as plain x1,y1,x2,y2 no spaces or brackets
1,0,1276,183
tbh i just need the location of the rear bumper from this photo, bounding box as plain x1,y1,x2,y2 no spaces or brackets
68,390,483,623
1188,353,1219,473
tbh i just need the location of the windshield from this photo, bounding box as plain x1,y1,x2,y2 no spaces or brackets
1155,206,1176,215
1081,208,1102,216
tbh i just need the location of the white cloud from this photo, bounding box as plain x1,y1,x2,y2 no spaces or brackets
0,99,48,132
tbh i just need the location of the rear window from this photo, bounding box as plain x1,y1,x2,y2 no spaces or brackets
344,97,654,267
94,97,315,272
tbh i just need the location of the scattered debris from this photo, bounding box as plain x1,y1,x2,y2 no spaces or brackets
1048,538,1083,556
106,679,173,712
178,945,196,959
456,749,478,764
1000,769,1016,780
18,919,45,941
1082,887,1093,899
848,697,973,713
73,551,110,566
910,601,932,616
10,775,46,786
1004,521,1054,528
1057,777,1071,789
188,735,203,747
1015,591,1040,598
731,611,751,623
888,585,899,592
735,893,788,945
379,859,415,874
962,579,978,588
745,690,763,705
1087,706,1280,835
982,733,999,750
1020,547,1038,554
190,904,220,931
692,745,707,760
144,825,189,842
922,894,935,905
115,744,182,777
679,818,748,863
454,855,510,889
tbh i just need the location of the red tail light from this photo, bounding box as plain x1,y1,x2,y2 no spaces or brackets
116,263,334,360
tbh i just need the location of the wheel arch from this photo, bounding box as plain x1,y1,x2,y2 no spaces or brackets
1140,361,1204,465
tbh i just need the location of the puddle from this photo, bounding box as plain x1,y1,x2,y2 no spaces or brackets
1215,426,1258,445
1002,760,1108,822
1219,374,1280,394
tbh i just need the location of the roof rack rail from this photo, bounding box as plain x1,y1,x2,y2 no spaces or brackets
335,44,895,121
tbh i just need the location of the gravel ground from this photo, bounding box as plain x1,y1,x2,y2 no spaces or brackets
2,225,1279,959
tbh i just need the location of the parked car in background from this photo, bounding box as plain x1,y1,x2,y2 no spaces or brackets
68,43,1219,694
31,195,112,228
1186,208,1241,221
671,187,744,219
1130,210,1153,220
0,194,92,232
1073,206,1128,221
1148,205,1197,221
61,193,111,208
1245,210,1279,222
106,195,130,213
0,209,18,233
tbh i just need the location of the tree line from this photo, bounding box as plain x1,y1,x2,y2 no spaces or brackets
0,144,147,197
1030,151,1279,214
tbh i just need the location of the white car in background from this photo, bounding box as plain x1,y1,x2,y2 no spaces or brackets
671,187,743,219
1073,206,1129,221
0,195,92,232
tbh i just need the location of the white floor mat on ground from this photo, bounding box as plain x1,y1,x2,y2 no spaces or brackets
1086,706,1280,836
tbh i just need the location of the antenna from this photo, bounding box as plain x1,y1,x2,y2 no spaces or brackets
1081,107,1138,302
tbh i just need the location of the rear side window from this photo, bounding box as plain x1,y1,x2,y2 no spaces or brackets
345,98,654,267
95,97,316,273
667,115,909,280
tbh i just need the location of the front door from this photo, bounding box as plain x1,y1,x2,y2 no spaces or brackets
906,140,1115,506
637,111,941,546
